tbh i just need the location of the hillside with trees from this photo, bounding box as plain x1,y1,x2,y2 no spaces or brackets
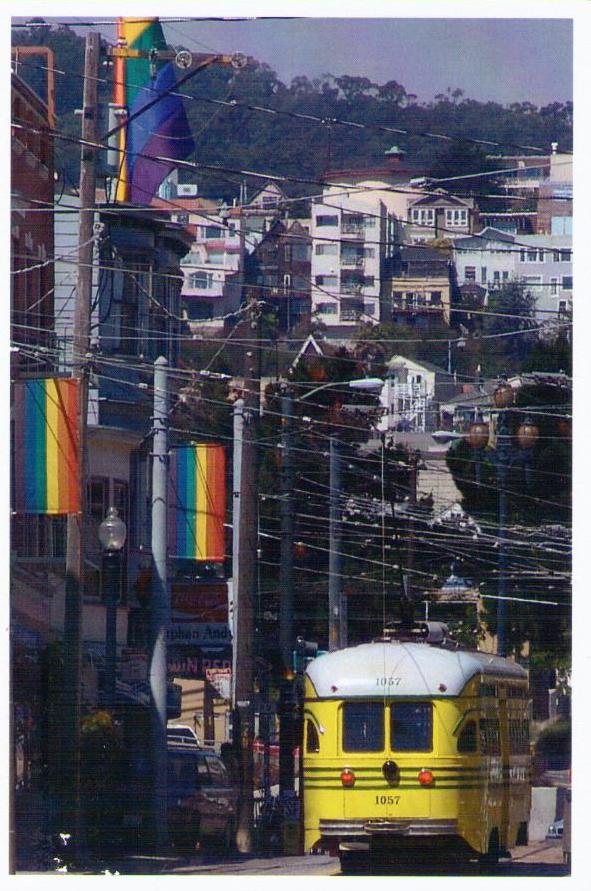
12,21,573,201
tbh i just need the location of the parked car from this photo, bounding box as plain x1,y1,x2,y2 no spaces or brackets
546,819,564,840
167,746,237,852
167,724,201,747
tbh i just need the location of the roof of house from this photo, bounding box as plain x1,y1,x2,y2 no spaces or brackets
399,245,451,263
453,227,516,249
409,190,476,210
385,354,451,376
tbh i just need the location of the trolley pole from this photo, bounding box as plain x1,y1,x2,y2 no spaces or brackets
328,437,344,650
149,356,170,850
62,30,100,853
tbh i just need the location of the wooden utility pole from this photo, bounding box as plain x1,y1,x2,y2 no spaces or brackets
233,301,261,853
279,388,295,797
62,31,99,850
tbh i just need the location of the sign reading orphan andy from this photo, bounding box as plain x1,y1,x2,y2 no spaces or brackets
167,623,231,646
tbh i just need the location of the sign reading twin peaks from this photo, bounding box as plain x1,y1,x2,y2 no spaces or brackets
168,444,226,561
13,378,80,514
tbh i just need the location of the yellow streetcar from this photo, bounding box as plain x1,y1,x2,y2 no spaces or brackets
302,621,531,869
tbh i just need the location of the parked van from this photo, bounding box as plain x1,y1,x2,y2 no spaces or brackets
167,746,237,851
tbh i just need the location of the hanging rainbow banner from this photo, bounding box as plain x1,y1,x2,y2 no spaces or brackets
115,17,195,204
13,378,80,514
169,444,226,561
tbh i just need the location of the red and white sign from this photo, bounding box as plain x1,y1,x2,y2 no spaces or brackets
171,581,228,623
205,666,232,701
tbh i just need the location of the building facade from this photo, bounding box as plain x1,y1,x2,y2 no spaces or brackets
310,148,412,328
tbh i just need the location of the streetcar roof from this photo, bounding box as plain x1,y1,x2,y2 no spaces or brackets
305,641,527,698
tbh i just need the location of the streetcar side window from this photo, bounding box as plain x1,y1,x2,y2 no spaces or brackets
306,719,320,754
457,719,478,753
342,702,384,752
390,702,432,752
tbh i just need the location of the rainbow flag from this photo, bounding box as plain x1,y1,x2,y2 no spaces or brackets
169,444,226,561
115,17,195,204
13,378,80,514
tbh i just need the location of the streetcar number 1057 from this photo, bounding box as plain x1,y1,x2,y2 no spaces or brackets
375,795,400,805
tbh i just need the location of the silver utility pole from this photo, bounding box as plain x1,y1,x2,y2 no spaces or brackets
328,437,344,651
63,30,99,851
150,356,169,850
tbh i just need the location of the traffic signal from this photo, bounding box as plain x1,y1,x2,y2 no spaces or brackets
293,636,319,674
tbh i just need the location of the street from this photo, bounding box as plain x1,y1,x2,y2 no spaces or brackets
81,839,566,877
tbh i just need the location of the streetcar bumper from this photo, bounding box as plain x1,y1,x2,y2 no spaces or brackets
320,817,459,838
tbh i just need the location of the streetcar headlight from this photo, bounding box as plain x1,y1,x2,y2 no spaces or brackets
417,768,434,786
341,768,356,787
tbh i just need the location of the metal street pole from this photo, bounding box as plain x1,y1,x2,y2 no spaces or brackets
234,302,260,853
103,551,119,710
328,437,344,651
279,388,295,796
62,30,100,851
150,356,169,850
99,506,127,711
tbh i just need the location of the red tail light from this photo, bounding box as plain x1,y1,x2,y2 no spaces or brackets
341,768,356,787
418,769,434,786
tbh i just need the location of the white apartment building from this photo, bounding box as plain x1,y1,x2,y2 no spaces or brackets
310,185,407,327
310,147,415,328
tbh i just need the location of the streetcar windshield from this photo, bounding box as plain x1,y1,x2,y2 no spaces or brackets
342,702,384,751
390,702,432,751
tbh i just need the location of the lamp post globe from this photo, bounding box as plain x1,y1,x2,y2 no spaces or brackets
99,506,127,552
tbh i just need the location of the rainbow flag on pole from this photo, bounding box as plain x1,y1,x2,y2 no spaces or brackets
13,378,80,514
169,444,226,561
115,16,195,204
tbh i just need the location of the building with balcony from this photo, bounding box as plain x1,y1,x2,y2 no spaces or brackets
389,245,452,325
242,218,311,333
170,182,288,325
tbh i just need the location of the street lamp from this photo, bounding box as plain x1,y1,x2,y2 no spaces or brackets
99,506,127,710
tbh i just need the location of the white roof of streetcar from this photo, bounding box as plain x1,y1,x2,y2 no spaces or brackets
305,641,527,699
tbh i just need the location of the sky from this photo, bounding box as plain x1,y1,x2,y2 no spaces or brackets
12,12,573,108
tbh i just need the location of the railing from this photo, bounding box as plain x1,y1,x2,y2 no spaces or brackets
341,223,365,237
341,255,365,268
